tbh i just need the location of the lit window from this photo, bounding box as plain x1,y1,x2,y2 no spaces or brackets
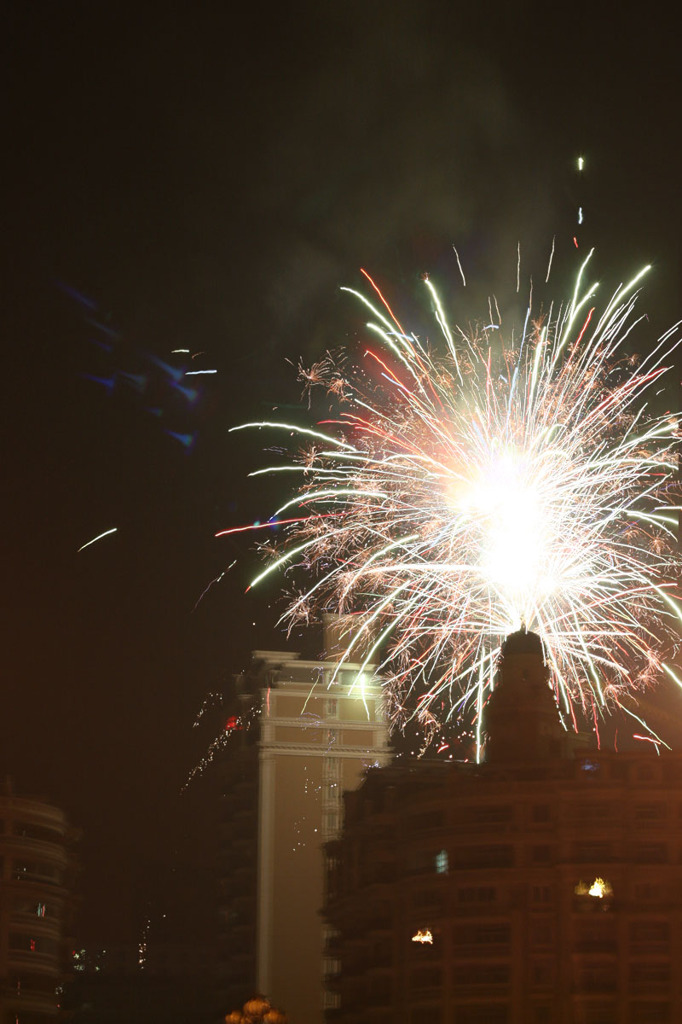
435,850,448,874
574,877,613,899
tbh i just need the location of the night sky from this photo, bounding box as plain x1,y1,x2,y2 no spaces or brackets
3,2,681,944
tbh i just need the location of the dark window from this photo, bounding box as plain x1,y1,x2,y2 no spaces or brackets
409,810,444,830
578,1006,618,1024
576,965,617,992
572,842,613,863
634,803,666,821
462,804,513,825
11,861,61,884
453,964,509,987
575,802,611,821
453,923,509,947
576,918,617,952
457,885,497,903
409,1011,442,1024
634,843,667,864
407,848,437,875
456,1009,509,1024
413,889,442,910
530,920,553,947
634,883,663,902
532,961,553,987
453,845,513,869
630,920,669,950
410,966,442,989
629,1004,670,1024
630,964,671,992
13,821,62,842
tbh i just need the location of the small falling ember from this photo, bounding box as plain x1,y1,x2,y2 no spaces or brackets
411,929,433,944
138,918,150,969
183,705,262,791
235,252,682,748
192,691,224,727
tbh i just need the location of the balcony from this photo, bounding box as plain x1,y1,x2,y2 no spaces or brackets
6,949,59,973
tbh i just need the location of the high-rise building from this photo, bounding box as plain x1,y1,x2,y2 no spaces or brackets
220,618,390,1022
0,784,77,1024
324,630,681,1024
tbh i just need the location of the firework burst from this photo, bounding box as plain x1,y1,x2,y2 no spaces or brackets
229,251,682,750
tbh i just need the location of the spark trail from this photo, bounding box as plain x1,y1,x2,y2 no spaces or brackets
77,527,118,553
232,251,682,745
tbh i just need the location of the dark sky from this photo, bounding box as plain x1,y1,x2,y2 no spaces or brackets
2,2,681,943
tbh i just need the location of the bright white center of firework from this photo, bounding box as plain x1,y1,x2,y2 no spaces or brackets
458,448,553,609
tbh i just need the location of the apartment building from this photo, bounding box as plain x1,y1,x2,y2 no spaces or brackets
324,630,678,1024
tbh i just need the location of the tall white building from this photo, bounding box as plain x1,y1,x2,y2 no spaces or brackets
220,618,390,1022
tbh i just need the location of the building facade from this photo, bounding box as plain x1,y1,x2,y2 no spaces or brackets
220,626,390,1022
0,787,76,1024
324,631,681,1024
